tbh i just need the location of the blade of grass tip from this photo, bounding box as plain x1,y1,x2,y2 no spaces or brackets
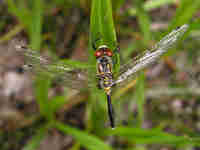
55,122,113,150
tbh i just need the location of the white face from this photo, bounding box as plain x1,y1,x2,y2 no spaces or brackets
98,45,108,49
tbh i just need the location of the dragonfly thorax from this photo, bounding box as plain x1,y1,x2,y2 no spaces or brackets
96,54,114,91
97,72,113,89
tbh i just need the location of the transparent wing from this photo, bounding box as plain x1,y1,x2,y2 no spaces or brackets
114,24,189,85
15,44,90,89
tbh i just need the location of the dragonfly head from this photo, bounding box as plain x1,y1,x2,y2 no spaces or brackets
94,45,113,58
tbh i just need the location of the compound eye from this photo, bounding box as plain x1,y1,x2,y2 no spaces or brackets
94,50,103,58
106,50,113,57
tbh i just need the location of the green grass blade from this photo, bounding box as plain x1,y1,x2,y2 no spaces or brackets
106,127,200,146
58,59,92,69
90,0,117,48
169,0,200,29
134,73,145,126
90,0,101,47
7,0,43,48
89,0,119,73
100,0,117,46
55,122,113,150
29,0,43,49
29,0,53,121
89,0,120,74
134,0,150,127
34,74,53,120
135,0,152,44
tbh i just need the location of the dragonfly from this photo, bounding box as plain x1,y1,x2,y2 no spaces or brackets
14,24,188,129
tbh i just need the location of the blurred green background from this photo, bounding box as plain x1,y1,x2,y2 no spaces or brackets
0,0,200,150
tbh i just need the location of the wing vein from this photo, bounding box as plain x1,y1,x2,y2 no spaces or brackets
114,24,189,84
